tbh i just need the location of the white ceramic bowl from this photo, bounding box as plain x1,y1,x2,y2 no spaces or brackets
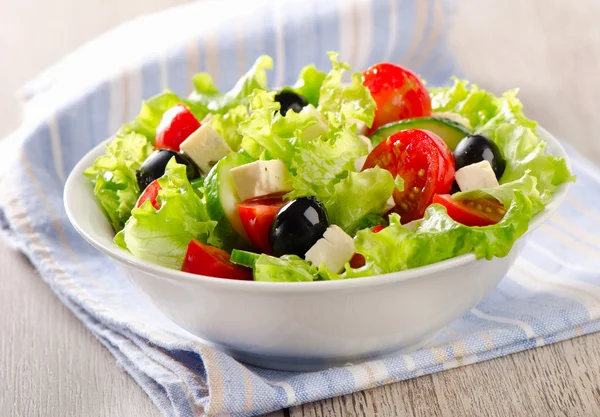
64,127,570,371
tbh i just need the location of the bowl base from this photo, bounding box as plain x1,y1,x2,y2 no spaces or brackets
197,332,439,372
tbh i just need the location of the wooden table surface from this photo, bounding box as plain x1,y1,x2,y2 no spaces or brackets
2,0,600,416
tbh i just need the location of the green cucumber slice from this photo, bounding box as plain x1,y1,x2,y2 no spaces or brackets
230,249,260,269
205,152,253,251
370,117,471,150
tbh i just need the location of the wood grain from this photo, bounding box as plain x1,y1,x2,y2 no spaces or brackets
291,336,600,417
2,0,600,416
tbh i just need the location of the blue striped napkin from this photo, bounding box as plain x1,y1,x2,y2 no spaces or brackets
2,0,600,415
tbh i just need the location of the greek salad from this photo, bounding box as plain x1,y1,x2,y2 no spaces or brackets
85,53,574,282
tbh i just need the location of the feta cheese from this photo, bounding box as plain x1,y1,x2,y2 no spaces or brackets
348,118,369,136
301,105,328,140
455,160,499,192
230,159,293,201
305,225,355,273
180,124,232,173
383,196,395,212
354,155,368,172
402,219,421,232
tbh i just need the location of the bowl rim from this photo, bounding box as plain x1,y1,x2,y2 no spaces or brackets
64,126,572,293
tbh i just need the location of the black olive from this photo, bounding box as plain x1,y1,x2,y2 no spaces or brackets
136,149,200,191
274,90,308,116
270,197,329,257
453,134,506,180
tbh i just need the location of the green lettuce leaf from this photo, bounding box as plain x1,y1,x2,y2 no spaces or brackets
317,52,376,127
290,64,327,106
116,159,218,270
208,105,249,151
343,190,533,278
83,132,154,232
188,55,273,114
253,254,317,282
454,173,544,215
285,127,368,202
327,168,395,234
238,90,327,165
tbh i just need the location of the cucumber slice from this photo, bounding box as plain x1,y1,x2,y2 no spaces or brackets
230,249,260,269
370,117,471,150
205,153,253,251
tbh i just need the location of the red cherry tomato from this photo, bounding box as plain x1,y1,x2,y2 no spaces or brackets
363,129,455,223
238,197,286,254
433,194,506,227
349,225,385,268
362,63,432,133
155,104,201,152
182,239,253,280
136,180,161,210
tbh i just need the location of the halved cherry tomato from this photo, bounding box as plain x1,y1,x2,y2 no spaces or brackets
155,104,201,152
433,194,506,227
363,129,455,223
362,63,432,134
349,225,385,268
182,239,252,280
136,180,161,210
238,197,286,254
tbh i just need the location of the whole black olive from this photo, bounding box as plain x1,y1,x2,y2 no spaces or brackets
274,90,308,116
453,134,506,180
136,149,200,191
270,197,329,257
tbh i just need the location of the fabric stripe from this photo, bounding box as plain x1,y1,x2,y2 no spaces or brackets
382,0,399,62
272,2,286,88
470,307,537,340
186,38,200,94
47,116,66,183
398,0,428,65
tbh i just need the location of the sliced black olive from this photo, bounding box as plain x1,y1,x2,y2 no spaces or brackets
274,90,308,116
270,197,329,257
136,149,199,191
453,134,506,180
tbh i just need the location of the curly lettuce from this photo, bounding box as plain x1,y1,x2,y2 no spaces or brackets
84,132,154,232
317,52,376,127
115,159,218,269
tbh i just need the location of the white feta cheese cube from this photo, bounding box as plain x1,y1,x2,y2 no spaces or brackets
354,155,368,172
180,124,232,173
230,159,293,202
455,160,499,192
383,196,395,212
305,225,355,273
402,219,421,232
348,118,369,136
301,105,329,140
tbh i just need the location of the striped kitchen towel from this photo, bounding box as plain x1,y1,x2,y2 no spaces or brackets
2,0,600,416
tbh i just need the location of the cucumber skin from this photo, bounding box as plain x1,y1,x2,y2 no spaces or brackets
230,249,260,269
370,117,471,150
205,153,253,252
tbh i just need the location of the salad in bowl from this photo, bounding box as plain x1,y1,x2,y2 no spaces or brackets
84,52,574,283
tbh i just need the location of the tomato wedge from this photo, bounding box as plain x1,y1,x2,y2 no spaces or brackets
433,194,506,227
155,104,201,152
362,62,432,134
136,180,161,210
182,239,252,280
238,197,286,254
363,129,455,223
